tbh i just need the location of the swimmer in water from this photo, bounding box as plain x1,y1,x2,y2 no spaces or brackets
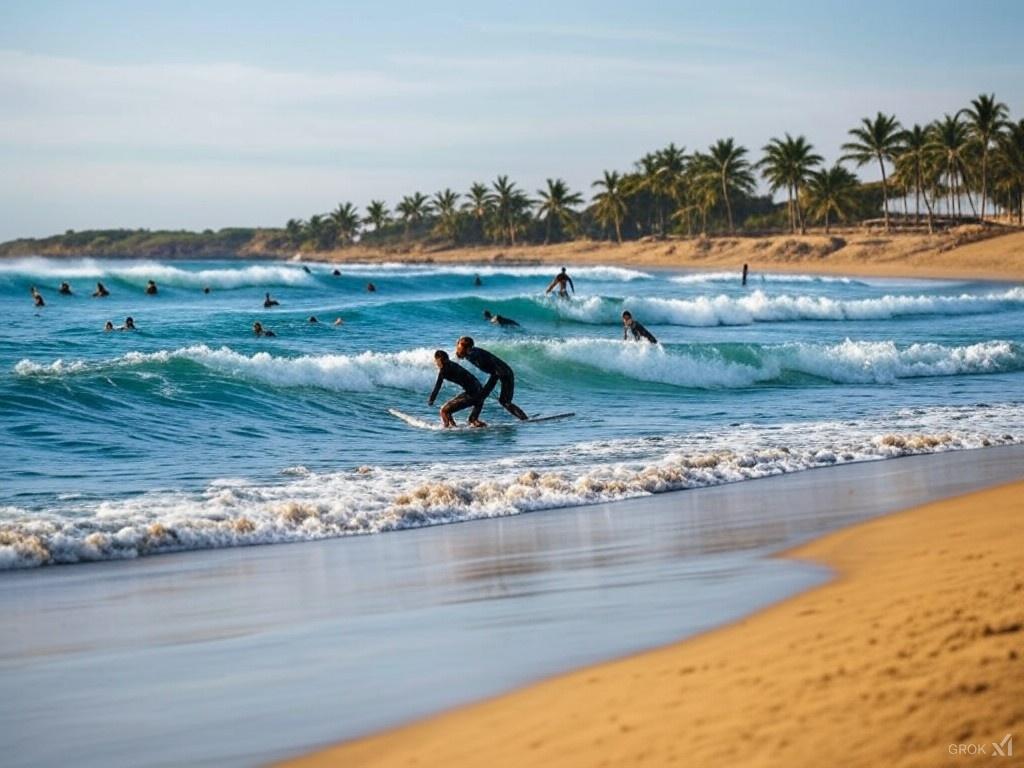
333,317,344,326
253,321,276,338
263,292,280,308
428,350,486,428
474,275,483,286
120,316,136,331
544,267,575,298
622,311,657,344
333,269,341,276
455,336,528,421
308,316,319,324
104,321,114,331
145,280,158,295
32,288,45,307
58,282,73,295
203,286,211,294
366,282,377,292
93,282,110,297
742,263,749,286
482,310,520,327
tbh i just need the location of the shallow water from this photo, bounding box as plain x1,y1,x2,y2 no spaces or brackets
1,256,1023,568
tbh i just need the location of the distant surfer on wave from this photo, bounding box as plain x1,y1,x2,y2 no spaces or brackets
622,311,657,344
253,321,276,337
145,280,158,295
264,292,279,308
93,282,110,297
545,267,574,299
483,310,520,327
58,282,73,295
455,336,528,421
428,350,485,428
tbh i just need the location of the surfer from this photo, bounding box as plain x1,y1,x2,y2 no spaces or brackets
367,282,377,292
58,282,73,295
93,282,110,297
455,336,528,421
483,310,520,327
31,287,45,307
253,321,276,338
203,286,211,294
119,316,136,331
302,265,312,274
474,274,483,287
263,292,279,308
545,267,574,298
622,311,657,344
145,280,158,295
333,269,341,276
308,316,319,324
333,317,344,326
428,350,486,428
104,321,114,331
742,263,749,286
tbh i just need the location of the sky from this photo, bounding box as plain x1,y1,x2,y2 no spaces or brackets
1,0,1023,241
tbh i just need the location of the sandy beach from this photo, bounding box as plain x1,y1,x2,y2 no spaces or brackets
318,228,1024,282
284,468,1024,768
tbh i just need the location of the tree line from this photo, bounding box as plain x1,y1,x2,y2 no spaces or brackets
283,93,1024,250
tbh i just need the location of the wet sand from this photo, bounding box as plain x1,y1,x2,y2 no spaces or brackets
3,447,1021,767
285,457,1024,768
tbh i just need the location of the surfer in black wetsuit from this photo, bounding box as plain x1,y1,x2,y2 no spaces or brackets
93,282,110,297
58,282,73,295
545,267,575,298
428,350,485,428
145,280,158,295
264,292,279,308
455,336,528,421
622,311,657,344
483,310,520,327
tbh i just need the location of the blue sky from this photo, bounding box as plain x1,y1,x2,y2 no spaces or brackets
1,0,1022,240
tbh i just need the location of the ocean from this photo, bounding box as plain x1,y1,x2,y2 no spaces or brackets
2,256,1023,569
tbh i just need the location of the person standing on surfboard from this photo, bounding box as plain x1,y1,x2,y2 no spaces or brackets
455,337,529,421
428,350,486,428
545,267,574,298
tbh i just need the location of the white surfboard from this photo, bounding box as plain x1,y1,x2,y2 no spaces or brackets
388,409,574,430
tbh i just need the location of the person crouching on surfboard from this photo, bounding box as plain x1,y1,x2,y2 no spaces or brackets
455,336,528,421
429,350,486,428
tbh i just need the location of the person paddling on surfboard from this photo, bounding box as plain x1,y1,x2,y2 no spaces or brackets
455,336,528,421
622,311,657,344
429,350,486,428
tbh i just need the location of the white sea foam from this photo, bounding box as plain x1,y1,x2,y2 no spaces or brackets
1,403,1019,569
670,272,860,285
308,263,653,281
14,338,1023,390
537,287,1024,326
0,257,316,289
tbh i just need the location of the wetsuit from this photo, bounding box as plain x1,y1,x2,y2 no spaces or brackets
491,314,520,327
624,320,657,344
463,347,517,406
546,273,575,297
429,360,483,420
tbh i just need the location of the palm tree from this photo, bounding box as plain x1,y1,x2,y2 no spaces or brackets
431,188,461,241
804,165,860,233
536,178,584,244
842,112,903,230
959,93,1010,221
488,176,531,245
894,124,936,231
461,182,492,242
592,170,628,243
928,114,976,219
757,134,823,234
329,202,361,246
285,218,305,247
396,192,429,239
705,138,755,234
992,120,1024,224
364,200,390,233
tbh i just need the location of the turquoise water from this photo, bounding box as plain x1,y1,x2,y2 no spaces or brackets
2,256,1023,568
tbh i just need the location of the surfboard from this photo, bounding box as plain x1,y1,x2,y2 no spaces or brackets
388,409,574,430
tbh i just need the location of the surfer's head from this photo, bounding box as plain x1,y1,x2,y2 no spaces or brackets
622,311,633,325
253,321,264,336
104,321,114,331
124,316,136,330
483,310,493,320
434,349,449,368
455,336,474,358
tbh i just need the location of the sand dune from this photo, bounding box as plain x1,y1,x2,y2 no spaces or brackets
283,479,1024,768
327,227,1024,282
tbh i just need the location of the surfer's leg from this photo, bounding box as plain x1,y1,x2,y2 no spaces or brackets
498,374,528,420
442,393,476,427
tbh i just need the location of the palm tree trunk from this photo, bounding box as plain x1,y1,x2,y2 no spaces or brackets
721,174,734,234
787,186,795,233
614,214,622,244
796,185,806,235
825,208,831,234
877,153,890,231
980,148,988,221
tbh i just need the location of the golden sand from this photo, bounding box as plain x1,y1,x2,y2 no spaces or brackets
324,227,1024,282
283,480,1024,768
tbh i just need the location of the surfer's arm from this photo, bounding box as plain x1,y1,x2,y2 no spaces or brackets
544,278,557,294
428,372,444,405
